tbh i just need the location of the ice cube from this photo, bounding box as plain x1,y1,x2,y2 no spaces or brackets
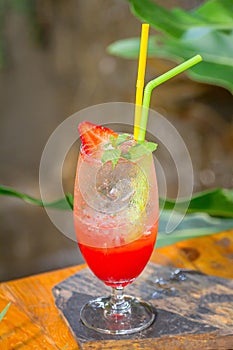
78,157,148,215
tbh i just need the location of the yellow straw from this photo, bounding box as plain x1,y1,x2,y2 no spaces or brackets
134,23,149,141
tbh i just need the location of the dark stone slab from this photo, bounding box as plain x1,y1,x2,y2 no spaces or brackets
52,263,233,346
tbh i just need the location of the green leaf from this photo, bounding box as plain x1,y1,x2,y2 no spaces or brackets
104,134,130,150
109,134,117,147
129,0,233,37
160,188,233,218
195,0,233,26
108,37,140,59
108,33,233,92
143,141,158,153
129,0,193,37
107,36,156,59
108,0,233,92
65,193,74,210
123,141,157,161
157,210,233,248
1,186,232,219
1,185,233,247
0,302,11,322
101,148,121,168
156,31,233,92
0,185,73,210
115,133,131,145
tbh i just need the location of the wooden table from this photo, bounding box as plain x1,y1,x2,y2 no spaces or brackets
1,229,233,349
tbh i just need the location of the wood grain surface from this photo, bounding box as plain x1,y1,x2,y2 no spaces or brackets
0,229,233,350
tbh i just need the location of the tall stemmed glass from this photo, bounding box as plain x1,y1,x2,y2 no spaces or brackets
74,133,159,334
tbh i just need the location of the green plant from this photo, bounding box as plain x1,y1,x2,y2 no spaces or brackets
1,185,233,247
108,0,233,92
0,302,11,322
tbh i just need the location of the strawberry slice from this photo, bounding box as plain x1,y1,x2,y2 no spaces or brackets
78,121,118,155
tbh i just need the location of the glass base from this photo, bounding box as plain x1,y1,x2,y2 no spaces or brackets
80,295,156,335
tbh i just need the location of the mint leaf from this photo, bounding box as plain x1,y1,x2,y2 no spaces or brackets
102,136,157,167
123,141,158,161
110,135,116,142
103,142,113,150
101,148,121,167
124,144,146,161
104,134,130,150
115,133,131,145
143,141,158,152
109,134,117,147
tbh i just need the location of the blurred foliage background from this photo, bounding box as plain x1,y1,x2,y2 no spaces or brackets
0,0,232,282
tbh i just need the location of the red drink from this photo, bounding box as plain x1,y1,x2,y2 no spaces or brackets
78,223,158,287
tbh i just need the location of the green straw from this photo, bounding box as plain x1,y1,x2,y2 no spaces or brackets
137,54,203,142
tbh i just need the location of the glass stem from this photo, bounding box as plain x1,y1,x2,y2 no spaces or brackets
110,286,130,315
